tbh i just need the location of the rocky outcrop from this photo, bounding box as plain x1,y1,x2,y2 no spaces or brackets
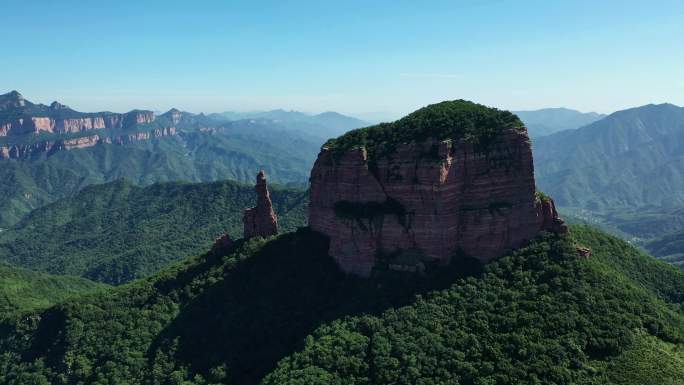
210,233,235,256
0,91,157,137
114,127,177,145
243,171,279,239
0,128,177,160
0,90,26,110
58,135,102,150
536,194,569,235
576,245,592,257
309,106,567,277
123,110,155,128
163,108,183,125
0,111,157,136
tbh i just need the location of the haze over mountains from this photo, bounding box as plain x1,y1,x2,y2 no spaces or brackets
533,103,684,267
514,107,606,138
0,99,682,385
0,91,364,228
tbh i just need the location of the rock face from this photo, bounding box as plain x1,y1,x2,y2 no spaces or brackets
0,128,177,160
243,171,279,239
0,91,157,137
309,101,567,276
210,233,235,256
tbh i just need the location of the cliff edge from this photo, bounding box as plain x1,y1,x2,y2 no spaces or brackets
309,100,567,276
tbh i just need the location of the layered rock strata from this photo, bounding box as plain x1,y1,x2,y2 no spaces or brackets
243,171,279,238
309,123,567,277
0,127,177,160
0,111,157,137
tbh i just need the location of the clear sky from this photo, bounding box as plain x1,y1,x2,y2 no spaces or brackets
2,0,683,120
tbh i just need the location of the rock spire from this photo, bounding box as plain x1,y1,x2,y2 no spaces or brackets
243,170,279,238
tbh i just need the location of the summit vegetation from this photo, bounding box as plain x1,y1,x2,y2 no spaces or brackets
324,100,524,161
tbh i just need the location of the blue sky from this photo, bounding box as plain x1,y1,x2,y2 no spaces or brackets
2,0,683,119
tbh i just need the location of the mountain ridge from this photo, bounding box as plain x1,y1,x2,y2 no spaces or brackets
514,107,606,137
0,178,308,284
534,102,684,210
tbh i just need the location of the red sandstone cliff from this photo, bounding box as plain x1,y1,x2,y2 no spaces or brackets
309,108,567,277
243,171,279,238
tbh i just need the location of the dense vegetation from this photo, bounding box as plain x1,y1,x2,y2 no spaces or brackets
561,206,684,268
324,100,523,161
0,263,106,316
644,230,684,268
0,225,682,385
0,179,308,285
532,103,684,269
0,125,319,228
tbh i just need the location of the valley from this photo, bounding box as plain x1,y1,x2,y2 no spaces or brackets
3,3,683,384
0,98,681,385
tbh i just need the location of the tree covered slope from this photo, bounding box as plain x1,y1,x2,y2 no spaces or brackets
644,230,684,268
0,179,308,285
0,263,106,316
0,226,682,385
534,103,684,210
0,125,319,228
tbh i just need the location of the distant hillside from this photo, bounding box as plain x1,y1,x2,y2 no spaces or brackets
0,262,106,316
645,230,684,268
212,109,368,138
0,226,681,384
0,179,308,284
515,107,605,138
534,103,684,210
0,91,323,228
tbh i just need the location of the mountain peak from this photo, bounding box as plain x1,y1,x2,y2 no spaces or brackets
0,90,27,109
50,101,69,110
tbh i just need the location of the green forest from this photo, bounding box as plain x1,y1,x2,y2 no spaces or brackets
1,225,682,385
0,179,308,285
324,100,524,161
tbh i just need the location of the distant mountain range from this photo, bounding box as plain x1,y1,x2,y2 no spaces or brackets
210,109,369,139
0,91,365,228
534,103,684,209
533,102,684,267
514,107,605,138
1,95,683,385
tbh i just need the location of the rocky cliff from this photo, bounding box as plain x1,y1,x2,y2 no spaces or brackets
243,171,279,238
0,91,156,137
0,127,177,160
309,100,567,276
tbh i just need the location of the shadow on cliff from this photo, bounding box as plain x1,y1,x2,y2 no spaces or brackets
147,227,483,385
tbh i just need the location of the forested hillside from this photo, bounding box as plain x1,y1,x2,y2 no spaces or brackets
0,226,681,385
534,103,684,210
0,179,308,285
0,125,318,228
0,263,106,316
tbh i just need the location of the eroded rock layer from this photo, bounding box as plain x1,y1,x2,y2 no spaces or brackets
309,127,566,277
0,127,177,160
